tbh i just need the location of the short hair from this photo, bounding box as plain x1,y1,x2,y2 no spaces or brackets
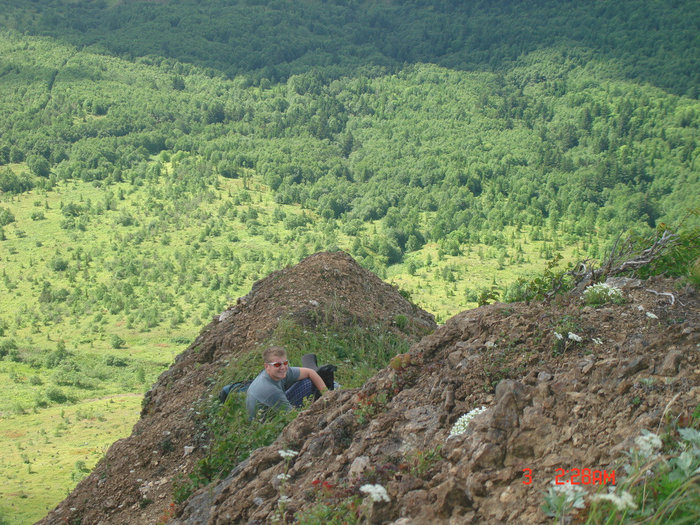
263,345,287,363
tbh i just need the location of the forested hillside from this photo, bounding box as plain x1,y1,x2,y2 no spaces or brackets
1,0,698,97
0,1,698,523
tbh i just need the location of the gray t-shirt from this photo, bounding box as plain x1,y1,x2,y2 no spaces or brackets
245,366,300,420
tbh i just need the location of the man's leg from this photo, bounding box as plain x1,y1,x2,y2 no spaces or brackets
285,379,314,408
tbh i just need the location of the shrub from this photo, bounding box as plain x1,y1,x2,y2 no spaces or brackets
33,393,49,409
53,361,94,389
583,283,625,306
104,354,128,367
71,460,90,482
477,284,500,306
50,256,69,272
0,338,18,358
393,314,408,330
0,207,15,226
46,386,68,403
630,225,700,281
44,342,68,368
27,154,50,178
110,334,126,349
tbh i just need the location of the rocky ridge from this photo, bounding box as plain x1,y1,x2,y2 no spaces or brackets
38,252,435,525
39,253,699,524
178,276,698,524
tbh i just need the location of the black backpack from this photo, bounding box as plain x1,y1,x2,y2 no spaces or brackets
218,380,253,404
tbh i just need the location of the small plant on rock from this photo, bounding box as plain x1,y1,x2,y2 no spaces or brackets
272,449,298,524
296,478,359,525
353,391,388,425
155,502,176,525
405,445,444,477
551,315,584,356
542,480,587,523
583,283,625,306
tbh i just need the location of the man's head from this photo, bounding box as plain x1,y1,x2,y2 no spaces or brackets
263,345,288,381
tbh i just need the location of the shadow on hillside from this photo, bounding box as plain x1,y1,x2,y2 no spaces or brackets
3,0,698,96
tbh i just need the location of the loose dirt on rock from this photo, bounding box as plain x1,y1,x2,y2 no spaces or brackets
38,252,435,525
181,276,698,525
39,253,699,525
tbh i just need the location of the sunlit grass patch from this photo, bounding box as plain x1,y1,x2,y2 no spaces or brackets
387,227,584,323
0,395,142,525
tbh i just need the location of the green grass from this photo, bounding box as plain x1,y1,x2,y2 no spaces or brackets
387,228,585,323
0,395,142,525
217,317,416,390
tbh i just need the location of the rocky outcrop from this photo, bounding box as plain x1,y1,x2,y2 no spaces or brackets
38,252,436,525
39,257,699,524
176,276,698,524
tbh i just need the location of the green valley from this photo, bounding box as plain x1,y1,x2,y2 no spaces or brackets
0,1,698,522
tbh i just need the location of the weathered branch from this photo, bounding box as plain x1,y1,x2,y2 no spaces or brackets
646,288,682,306
569,230,681,292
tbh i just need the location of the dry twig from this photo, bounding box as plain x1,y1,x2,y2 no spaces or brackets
572,230,680,290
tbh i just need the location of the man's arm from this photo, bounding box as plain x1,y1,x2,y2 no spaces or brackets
298,367,328,394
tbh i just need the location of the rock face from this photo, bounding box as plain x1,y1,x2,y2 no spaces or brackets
178,276,698,525
39,256,699,525
37,252,435,525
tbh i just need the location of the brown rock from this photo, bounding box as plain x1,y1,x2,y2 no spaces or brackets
399,489,430,518
619,357,649,378
448,350,463,367
471,441,506,470
617,379,632,395
434,478,472,516
659,349,683,376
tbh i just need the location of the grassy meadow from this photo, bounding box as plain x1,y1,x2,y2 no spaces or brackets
0,395,142,525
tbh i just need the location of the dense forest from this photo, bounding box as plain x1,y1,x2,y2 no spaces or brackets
0,1,698,522
1,1,698,247
1,0,698,98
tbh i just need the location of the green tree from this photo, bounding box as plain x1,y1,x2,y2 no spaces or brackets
27,154,51,178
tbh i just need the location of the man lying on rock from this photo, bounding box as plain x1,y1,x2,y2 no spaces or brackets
245,346,336,421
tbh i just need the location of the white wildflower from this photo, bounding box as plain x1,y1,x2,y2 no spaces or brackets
592,490,637,511
449,406,488,437
584,283,624,302
568,332,583,342
277,473,291,481
360,484,390,502
635,430,662,458
278,495,291,504
592,337,603,345
278,449,298,459
646,311,658,319
554,332,563,340
547,480,586,510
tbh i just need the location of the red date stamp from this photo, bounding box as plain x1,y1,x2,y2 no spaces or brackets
522,468,615,485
